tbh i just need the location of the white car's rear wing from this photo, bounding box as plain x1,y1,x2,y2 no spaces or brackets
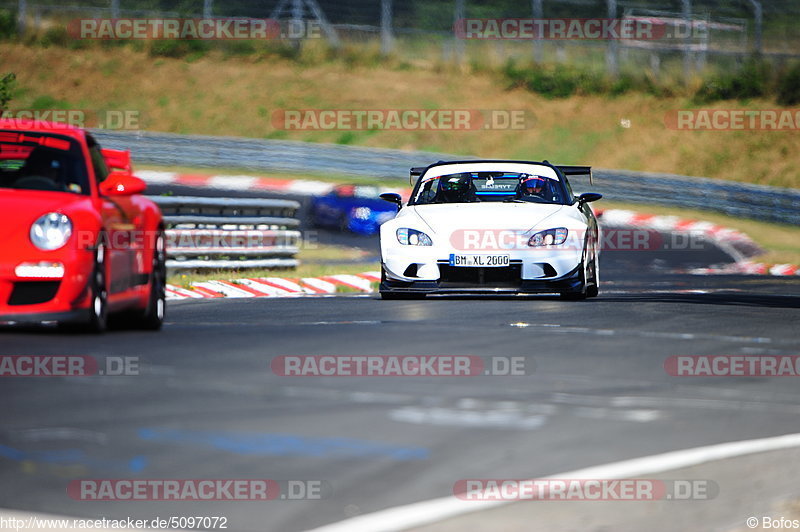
409,167,427,185
557,165,593,186
409,162,594,185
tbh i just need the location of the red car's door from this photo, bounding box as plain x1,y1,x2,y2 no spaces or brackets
101,195,143,295
89,142,140,296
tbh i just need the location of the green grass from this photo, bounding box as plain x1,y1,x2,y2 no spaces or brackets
5,42,800,188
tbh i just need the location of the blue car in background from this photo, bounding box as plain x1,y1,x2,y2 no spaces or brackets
310,185,398,235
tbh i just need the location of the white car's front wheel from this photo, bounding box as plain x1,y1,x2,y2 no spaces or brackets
379,266,426,300
586,246,599,298
561,245,598,300
380,292,426,300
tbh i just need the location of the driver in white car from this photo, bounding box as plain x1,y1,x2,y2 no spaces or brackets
519,175,550,199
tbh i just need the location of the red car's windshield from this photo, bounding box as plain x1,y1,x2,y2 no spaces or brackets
0,131,90,195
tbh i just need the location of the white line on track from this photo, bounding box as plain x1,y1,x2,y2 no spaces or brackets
388,407,548,430
305,432,800,532
508,322,779,345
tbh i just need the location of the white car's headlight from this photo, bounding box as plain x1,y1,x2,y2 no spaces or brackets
396,228,432,246
528,227,568,247
30,213,73,251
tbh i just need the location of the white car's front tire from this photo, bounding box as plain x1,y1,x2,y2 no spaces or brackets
379,266,427,300
561,245,599,300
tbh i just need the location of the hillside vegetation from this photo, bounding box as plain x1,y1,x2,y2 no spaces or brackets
1,42,799,188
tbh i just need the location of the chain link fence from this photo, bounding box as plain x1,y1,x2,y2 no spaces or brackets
3,0,800,77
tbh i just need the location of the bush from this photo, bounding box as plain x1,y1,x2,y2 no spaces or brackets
0,9,15,39
503,60,609,99
777,62,800,106
149,39,209,59
336,44,384,68
31,24,90,49
98,39,127,50
0,73,16,110
221,40,257,58
694,58,772,103
39,26,71,47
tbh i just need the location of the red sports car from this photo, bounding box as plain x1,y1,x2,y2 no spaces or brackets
0,119,165,332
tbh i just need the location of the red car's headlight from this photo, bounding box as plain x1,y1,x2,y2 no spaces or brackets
30,213,73,251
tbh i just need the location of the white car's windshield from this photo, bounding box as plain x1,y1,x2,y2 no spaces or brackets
411,171,569,205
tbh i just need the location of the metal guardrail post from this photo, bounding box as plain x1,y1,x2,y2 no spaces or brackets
16,0,26,36
454,0,465,65
380,0,393,56
532,0,543,63
606,0,619,78
682,0,693,81
748,0,763,54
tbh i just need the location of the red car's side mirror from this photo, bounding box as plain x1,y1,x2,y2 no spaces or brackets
99,172,147,197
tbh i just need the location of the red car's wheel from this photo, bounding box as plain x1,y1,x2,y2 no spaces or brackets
61,242,108,333
130,231,166,330
87,243,109,332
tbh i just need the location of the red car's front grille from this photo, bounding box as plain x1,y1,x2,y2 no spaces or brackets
7,281,60,306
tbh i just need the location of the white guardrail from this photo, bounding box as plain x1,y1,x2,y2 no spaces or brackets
148,196,302,271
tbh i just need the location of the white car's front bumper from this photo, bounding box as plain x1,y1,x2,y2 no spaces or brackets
381,245,585,294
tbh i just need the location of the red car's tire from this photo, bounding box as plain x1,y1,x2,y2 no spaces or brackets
89,243,110,332
130,231,166,331
61,243,108,333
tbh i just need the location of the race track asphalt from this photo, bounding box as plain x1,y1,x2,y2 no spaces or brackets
2,219,799,531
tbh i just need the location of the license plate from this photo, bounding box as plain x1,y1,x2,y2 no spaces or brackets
449,254,510,267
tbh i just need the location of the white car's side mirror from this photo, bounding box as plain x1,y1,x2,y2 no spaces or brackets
380,193,403,211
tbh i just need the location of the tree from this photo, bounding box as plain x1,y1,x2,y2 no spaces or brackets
0,73,15,111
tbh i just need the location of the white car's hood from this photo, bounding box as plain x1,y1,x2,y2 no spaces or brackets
410,203,566,235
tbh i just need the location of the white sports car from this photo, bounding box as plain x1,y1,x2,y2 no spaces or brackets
378,160,602,299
